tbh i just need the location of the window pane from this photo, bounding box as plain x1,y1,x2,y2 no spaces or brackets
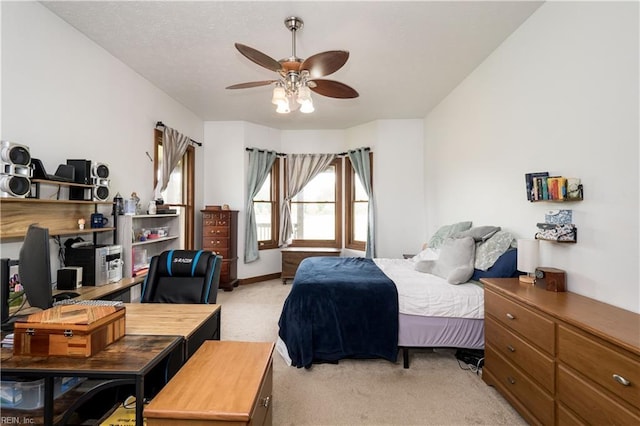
354,175,368,201
353,201,368,241
291,203,335,240
158,148,183,204
254,201,272,241
292,167,335,202
254,174,271,200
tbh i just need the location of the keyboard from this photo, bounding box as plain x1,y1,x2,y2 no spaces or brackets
53,299,124,307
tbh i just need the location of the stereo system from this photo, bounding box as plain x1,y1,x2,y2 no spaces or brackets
65,245,122,286
0,141,33,198
67,159,110,201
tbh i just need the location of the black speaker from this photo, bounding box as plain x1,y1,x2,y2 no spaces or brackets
57,267,82,290
1,141,32,197
67,159,91,184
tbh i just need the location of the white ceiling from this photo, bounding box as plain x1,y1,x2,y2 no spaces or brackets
41,1,543,130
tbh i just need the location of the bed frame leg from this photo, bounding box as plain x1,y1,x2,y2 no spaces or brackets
403,347,409,369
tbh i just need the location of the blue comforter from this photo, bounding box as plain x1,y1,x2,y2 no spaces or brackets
278,257,399,368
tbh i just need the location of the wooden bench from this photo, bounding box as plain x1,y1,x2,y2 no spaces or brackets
144,341,275,426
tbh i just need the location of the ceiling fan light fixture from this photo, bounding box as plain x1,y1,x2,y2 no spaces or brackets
299,99,314,114
275,97,290,114
271,86,286,105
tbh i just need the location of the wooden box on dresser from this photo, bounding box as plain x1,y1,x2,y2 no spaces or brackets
201,208,238,291
481,278,640,426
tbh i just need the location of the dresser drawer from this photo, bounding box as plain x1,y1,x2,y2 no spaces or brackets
558,325,640,409
485,316,554,393
203,211,232,224
558,364,640,425
203,237,230,250
203,226,230,238
485,345,554,425
485,289,555,354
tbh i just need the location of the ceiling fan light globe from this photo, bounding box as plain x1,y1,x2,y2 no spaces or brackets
276,99,290,114
300,100,314,114
271,86,286,105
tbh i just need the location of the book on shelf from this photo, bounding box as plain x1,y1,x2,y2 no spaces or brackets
525,172,549,201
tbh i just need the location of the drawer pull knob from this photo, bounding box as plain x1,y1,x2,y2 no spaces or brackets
613,374,630,386
507,377,516,385
506,313,515,320
507,345,515,352
262,395,271,408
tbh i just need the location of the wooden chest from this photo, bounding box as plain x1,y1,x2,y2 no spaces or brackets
13,304,126,357
281,247,341,284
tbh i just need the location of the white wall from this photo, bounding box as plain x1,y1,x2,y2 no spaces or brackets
1,2,203,264
424,1,639,312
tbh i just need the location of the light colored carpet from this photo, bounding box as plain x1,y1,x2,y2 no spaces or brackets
216,279,525,426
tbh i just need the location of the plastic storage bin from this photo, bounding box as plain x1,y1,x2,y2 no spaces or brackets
0,377,85,410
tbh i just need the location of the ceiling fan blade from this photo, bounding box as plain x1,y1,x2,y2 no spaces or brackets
300,51,349,78
235,43,282,72
309,79,359,99
226,80,277,89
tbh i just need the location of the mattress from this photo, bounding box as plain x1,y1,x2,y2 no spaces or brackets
373,258,484,319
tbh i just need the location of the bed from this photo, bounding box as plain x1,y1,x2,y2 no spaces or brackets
277,224,519,369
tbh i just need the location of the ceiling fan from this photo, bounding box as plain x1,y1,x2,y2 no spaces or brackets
226,16,358,113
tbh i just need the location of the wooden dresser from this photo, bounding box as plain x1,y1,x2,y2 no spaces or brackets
481,278,640,425
145,341,275,426
281,247,341,283
201,208,238,291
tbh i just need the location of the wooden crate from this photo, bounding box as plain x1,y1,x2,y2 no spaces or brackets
13,304,126,357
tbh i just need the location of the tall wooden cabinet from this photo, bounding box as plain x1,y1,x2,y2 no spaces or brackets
482,278,640,425
201,208,238,291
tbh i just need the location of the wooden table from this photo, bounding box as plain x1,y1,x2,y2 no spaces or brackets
281,247,341,284
1,335,182,426
124,303,221,359
145,341,275,425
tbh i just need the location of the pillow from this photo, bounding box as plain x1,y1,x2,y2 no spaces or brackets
471,248,519,281
427,221,472,249
474,231,516,271
415,236,476,284
411,247,440,262
454,226,501,242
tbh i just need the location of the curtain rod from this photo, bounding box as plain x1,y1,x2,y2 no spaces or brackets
245,147,370,157
156,121,202,147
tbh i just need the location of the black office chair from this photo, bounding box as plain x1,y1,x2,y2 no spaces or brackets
140,250,222,304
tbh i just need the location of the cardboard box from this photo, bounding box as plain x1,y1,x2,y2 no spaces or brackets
13,304,125,357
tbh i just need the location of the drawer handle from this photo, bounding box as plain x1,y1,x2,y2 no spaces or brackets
613,374,630,386
506,313,515,320
507,377,516,385
507,345,515,353
261,395,271,408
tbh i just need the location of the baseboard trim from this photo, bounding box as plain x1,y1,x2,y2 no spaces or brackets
238,273,281,285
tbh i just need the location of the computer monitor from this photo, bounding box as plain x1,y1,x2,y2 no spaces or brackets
19,224,53,310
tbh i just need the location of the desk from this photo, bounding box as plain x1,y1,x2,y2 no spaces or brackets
1,335,181,426
1,303,220,425
124,303,221,359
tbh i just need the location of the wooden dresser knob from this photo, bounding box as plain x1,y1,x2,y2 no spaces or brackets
506,313,515,320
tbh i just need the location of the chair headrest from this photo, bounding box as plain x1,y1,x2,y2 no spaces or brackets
156,250,213,277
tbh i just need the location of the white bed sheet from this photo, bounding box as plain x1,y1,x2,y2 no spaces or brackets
373,257,484,319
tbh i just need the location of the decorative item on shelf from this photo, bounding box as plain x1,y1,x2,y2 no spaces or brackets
535,223,577,243
131,192,141,214
222,204,230,210
545,209,572,225
517,239,539,284
113,192,124,216
148,200,157,215
206,205,221,210
566,178,582,199
78,218,85,230
534,267,566,292
90,213,109,229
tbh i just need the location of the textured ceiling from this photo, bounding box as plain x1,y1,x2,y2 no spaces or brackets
42,1,543,130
